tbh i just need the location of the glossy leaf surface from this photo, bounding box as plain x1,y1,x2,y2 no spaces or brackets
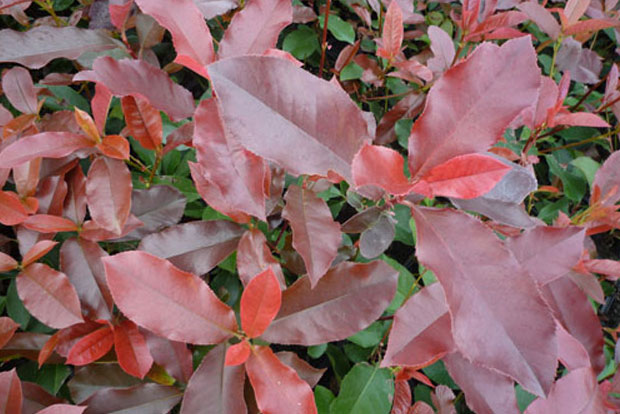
0,132,94,168
66,326,114,366
241,268,282,338
0,369,22,414
112,320,153,379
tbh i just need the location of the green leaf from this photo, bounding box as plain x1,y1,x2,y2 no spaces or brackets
43,85,90,112
343,343,373,363
546,155,587,202
308,343,328,359
571,156,600,188
315,385,335,414
283,26,320,60
326,344,351,383
53,0,74,11
330,363,393,414
319,15,356,44
340,62,363,81
516,385,536,412
381,255,415,314
37,364,72,394
347,321,388,348
393,204,414,246
422,360,459,389
7,279,30,329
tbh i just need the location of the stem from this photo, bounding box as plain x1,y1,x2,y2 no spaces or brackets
539,126,620,153
549,36,562,78
34,0,65,27
569,77,606,111
146,153,162,188
318,0,332,78
361,89,416,102
273,221,289,253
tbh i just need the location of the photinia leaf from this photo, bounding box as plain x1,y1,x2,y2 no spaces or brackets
241,268,282,338
193,0,239,19
427,26,456,73
353,145,413,195
282,185,341,287
144,332,193,384
409,402,434,414
103,251,238,344
21,382,65,413
237,228,286,289
0,191,29,226
329,363,393,414
113,320,154,379
224,339,251,366
556,322,591,371
66,325,115,366
0,317,19,350
218,0,292,58
138,220,243,275
0,132,95,168
592,150,620,206
21,240,58,268
96,135,130,160
64,166,87,225
208,55,371,181
22,215,79,233
73,57,194,122
17,263,84,329
246,346,317,414
180,343,247,414
92,83,112,134
0,26,119,69
67,364,141,404
125,185,187,239
261,260,398,345
74,107,100,143
134,0,214,77
120,96,163,151
86,157,132,235
81,383,182,414
391,379,412,414
359,214,395,258
0,369,22,414
276,351,326,387
35,405,87,414
411,207,557,397
408,37,540,179
378,1,403,61
190,98,267,222
2,66,38,115
0,251,18,272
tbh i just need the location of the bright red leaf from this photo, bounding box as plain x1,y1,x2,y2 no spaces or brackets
120,96,163,151
224,339,251,366
378,1,403,61
66,325,114,366
113,320,154,379
96,134,130,160
353,145,413,195
241,268,282,338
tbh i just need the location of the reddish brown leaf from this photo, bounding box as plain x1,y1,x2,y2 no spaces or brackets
246,346,317,414
375,93,425,145
22,382,64,414
67,364,141,404
0,369,22,414
113,320,154,379
275,352,326,388
225,339,251,366
81,383,182,414
103,251,238,344
0,317,19,350
138,220,243,275
17,263,83,329
180,343,247,414
134,0,214,77
125,185,187,239
557,322,591,370
73,57,194,122
2,66,38,114
0,252,18,272
408,402,434,414
218,0,292,58
378,1,404,60
22,215,78,234
190,98,267,221
408,37,540,179
96,135,130,160
92,83,112,134
208,55,371,181
35,405,86,414
13,158,41,200
0,132,94,168
22,240,58,267
391,380,412,414
66,325,114,366
86,157,132,235
241,268,282,338
262,260,398,345
144,332,193,384
282,185,341,287
63,166,87,224
237,228,286,289
0,191,28,225
412,207,557,397
120,96,163,151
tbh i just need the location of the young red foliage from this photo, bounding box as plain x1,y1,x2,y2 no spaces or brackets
66,325,115,366
112,320,154,379
240,268,282,338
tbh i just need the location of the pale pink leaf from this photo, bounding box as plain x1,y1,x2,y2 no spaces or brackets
2,66,38,114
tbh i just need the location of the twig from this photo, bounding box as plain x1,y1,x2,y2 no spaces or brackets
318,0,332,78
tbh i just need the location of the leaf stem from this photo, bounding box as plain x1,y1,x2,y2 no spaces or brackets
318,0,332,78
539,126,620,153
146,154,162,188
34,0,65,27
549,36,562,79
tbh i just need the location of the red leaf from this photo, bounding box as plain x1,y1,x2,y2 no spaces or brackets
134,0,214,77
553,111,610,128
113,320,154,379
2,66,38,114
427,26,456,73
411,207,557,397
564,0,590,25
0,191,28,226
22,240,58,267
17,263,84,329
66,325,114,366
506,226,585,285
557,322,591,371
391,380,412,414
103,251,238,344
73,57,194,122
86,157,132,235
241,268,282,338
0,132,94,168
67,364,141,404
74,107,100,143
92,83,112,134
353,145,413,195
245,346,317,414
0,369,22,414
282,185,341,287
120,96,163,151
22,215,78,234
593,150,620,206
35,405,86,414
64,166,87,225
126,185,187,239
180,343,247,414
382,283,454,368
262,260,398,345
408,37,540,179
96,135,130,160
0,317,19,350
190,98,267,222
524,367,606,413
0,251,18,272
138,220,243,276
13,158,41,199
208,55,371,181
237,228,286,289
218,0,292,58
408,402,434,414
412,153,511,199
225,339,251,366
144,332,193,384
379,1,404,60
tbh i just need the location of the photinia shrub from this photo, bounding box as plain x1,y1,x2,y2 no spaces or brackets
0,0,620,412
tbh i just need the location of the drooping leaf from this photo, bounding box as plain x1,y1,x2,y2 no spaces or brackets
86,157,132,235
262,260,398,345
0,132,94,168
330,363,393,414
411,207,557,397
241,268,282,338
218,0,292,58
246,346,317,414
0,26,119,69
66,325,115,366
113,320,153,379
2,66,38,114
120,95,163,151
138,220,243,275
73,57,194,121
282,185,341,287
208,55,371,181
180,343,247,414
17,263,84,329
0,369,22,414
408,37,540,179
103,251,238,344
134,0,214,77
0,252,18,272
237,228,286,288
125,185,186,239
81,383,182,414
